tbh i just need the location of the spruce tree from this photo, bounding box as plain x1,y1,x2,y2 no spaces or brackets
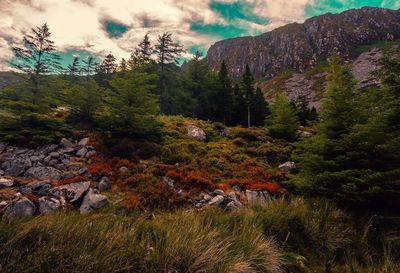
97,53,117,74
266,95,299,140
251,87,270,126
241,65,255,128
0,23,69,146
215,60,234,125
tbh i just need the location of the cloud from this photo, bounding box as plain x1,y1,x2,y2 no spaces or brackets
0,0,398,70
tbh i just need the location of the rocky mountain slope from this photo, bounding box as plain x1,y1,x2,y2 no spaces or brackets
206,7,400,79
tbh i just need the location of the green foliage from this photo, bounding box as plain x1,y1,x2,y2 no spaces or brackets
292,51,400,209
97,69,161,140
266,95,299,141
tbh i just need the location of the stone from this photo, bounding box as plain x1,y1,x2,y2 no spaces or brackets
98,176,110,191
50,152,60,158
76,147,88,157
300,131,313,138
219,128,230,137
278,161,297,173
60,138,73,148
0,177,14,187
246,190,273,205
5,163,27,177
79,189,108,214
162,176,174,187
201,193,212,202
0,142,6,153
18,187,32,195
119,166,129,174
0,169,4,176
208,195,224,206
227,192,243,208
187,124,206,141
0,201,7,207
78,167,88,175
225,201,238,211
78,138,90,146
213,189,225,196
36,184,52,197
4,198,36,219
24,167,63,181
28,180,50,190
39,197,61,214
86,151,96,158
30,155,41,163
53,181,90,203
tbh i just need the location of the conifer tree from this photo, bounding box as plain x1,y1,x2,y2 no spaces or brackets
266,95,299,140
241,65,255,127
251,87,270,126
97,53,117,74
215,60,234,125
82,56,99,81
0,23,69,145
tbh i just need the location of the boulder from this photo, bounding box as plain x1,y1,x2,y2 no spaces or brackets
300,131,313,138
187,125,206,141
0,169,4,176
39,197,61,214
76,147,88,157
227,192,243,208
53,181,90,203
86,151,96,158
213,189,225,196
200,193,212,202
24,167,63,181
278,161,297,173
208,195,224,206
119,166,129,174
60,138,73,148
78,138,90,146
0,177,14,187
245,190,273,205
4,198,36,219
0,142,6,154
5,162,28,177
98,176,110,191
79,189,108,214
49,152,60,158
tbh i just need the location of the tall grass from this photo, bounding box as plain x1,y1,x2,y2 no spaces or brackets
0,198,398,273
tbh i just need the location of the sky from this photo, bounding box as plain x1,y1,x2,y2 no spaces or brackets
0,0,399,70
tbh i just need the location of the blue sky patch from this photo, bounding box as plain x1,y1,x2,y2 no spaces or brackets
103,20,129,38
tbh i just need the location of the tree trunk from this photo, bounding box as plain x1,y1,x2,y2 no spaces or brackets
247,105,251,128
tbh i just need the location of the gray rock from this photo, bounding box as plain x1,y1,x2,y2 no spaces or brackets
24,166,63,181
213,189,225,196
0,142,6,154
98,177,110,191
225,201,238,211
219,128,230,137
0,177,14,187
50,152,60,158
76,147,88,157
300,131,313,138
200,193,212,202
79,189,108,214
38,197,61,214
208,195,224,206
4,198,36,219
78,138,90,146
0,169,4,176
28,180,50,190
0,201,8,207
86,151,96,158
54,181,90,203
278,161,297,173
60,138,73,148
36,184,52,197
5,162,27,177
78,167,88,175
30,155,41,163
18,187,32,195
227,192,243,208
119,166,129,174
61,147,75,154
162,176,174,187
246,190,273,205
187,125,206,141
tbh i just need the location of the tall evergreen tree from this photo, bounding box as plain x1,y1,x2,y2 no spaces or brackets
251,87,270,126
215,60,234,125
154,32,184,113
241,65,255,128
266,95,299,140
97,53,117,74
82,56,99,81
0,23,69,145
232,84,247,126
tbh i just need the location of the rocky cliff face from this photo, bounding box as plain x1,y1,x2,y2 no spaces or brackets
206,7,400,79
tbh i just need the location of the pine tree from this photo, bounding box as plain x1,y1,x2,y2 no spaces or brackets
241,65,255,128
82,56,99,81
154,32,185,113
0,24,69,146
68,57,81,77
266,95,299,140
97,53,117,74
137,33,153,63
215,60,234,125
232,84,246,126
119,58,128,72
251,87,270,126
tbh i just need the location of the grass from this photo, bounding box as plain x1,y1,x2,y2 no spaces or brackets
1,198,398,273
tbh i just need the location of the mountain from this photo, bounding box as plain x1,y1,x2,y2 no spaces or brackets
206,7,400,79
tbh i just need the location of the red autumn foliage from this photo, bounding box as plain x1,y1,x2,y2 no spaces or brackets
88,155,112,176
165,170,184,181
243,179,281,194
53,175,87,186
183,171,215,189
123,194,143,210
217,184,230,192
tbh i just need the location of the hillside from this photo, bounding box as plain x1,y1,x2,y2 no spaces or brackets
206,7,400,79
